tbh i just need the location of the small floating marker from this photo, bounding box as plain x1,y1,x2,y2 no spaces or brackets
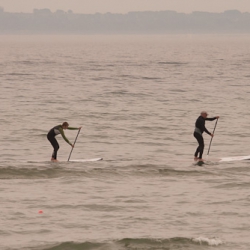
38,210,43,214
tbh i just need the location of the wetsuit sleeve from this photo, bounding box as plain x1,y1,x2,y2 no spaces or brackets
59,127,71,145
203,127,211,135
196,117,211,135
67,127,79,130
203,117,217,134
205,117,217,121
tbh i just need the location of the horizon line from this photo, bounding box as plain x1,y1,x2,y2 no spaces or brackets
0,7,246,15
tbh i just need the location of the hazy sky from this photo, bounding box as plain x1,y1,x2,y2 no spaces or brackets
0,0,249,14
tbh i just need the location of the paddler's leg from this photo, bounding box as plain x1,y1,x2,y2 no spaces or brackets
47,135,60,162
194,132,204,161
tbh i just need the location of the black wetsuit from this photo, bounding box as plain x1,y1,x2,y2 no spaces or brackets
47,125,77,160
193,116,216,159
47,125,63,159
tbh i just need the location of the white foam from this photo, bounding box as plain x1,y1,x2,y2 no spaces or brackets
192,236,223,246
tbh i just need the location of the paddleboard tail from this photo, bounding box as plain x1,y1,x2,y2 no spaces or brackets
69,158,103,162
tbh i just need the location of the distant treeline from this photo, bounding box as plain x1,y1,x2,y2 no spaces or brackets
0,8,250,34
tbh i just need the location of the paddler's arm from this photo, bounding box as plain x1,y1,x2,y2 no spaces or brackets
204,127,212,135
206,116,220,121
67,126,81,130
199,119,211,135
59,127,72,146
204,116,219,135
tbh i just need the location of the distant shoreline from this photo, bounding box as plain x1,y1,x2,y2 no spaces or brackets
1,9,250,34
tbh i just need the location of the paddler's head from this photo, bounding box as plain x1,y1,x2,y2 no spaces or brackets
201,111,208,118
62,122,69,129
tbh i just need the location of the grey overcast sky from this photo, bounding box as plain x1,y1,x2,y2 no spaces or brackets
0,0,249,14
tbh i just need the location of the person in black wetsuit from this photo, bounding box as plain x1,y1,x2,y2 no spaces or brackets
47,122,81,162
194,111,219,162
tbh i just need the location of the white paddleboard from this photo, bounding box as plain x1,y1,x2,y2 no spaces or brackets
69,158,103,162
219,155,250,162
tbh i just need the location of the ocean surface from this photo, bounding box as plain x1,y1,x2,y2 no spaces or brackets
1,34,250,250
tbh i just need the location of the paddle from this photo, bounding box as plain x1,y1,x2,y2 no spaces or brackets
207,119,218,156
67,128,81,162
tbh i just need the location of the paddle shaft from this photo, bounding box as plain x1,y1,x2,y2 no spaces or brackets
67,128,81,162
207,119,218,155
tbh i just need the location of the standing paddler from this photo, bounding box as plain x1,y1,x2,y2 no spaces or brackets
193,111,219,162
47,122,81,162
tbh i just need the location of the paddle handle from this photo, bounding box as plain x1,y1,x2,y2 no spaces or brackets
207,119,218,155
67,128,81,162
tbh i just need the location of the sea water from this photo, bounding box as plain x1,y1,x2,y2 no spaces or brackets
0,34,250,250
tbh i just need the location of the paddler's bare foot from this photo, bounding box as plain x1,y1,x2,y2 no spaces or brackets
194,157,199,161
51,158,59,162
198,158,204,162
